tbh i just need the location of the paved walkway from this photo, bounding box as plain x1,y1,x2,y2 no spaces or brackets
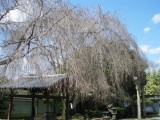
121,118,160,120
120,114,160,120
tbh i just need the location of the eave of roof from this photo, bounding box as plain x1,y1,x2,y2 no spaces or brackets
0,74,67,89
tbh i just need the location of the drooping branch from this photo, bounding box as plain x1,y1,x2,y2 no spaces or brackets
0,0,148,101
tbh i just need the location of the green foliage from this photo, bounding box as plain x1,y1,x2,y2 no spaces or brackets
114,106,132,118
0,78,10,115
53,100,63,115
72,113,84,120
85,110,103,118
145,99,153,105
0,90,10,115
114,106,126,118
145,69,160,95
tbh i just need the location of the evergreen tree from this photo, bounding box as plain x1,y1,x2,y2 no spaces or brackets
145,69,160,95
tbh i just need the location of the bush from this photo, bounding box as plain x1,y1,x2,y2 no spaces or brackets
114,106,131,118
72,113,84,120
145,99,153,105
85,110,103,118
0,90,10,115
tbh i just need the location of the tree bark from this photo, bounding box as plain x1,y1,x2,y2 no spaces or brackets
65,78,70,120
141,85,146,117
136,85,141,120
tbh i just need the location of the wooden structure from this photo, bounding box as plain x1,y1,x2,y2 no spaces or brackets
0,74,70,120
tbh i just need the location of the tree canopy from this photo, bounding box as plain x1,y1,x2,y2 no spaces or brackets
145,69,160,95
0,0,147,102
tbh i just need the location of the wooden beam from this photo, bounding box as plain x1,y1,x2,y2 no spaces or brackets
13,95,66,99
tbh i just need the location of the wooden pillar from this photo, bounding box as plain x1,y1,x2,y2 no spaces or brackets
53,99,56,114
44,89,49,120
31,90,35,119
46,97,49,113
53,99,56,119
36,98,39,115
45,90,49,113
7,89,13,120
65,92,70,120
65,77,70,120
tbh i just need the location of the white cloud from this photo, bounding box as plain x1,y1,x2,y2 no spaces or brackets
139,45,160,55
152,13,160,24
139,45,150,53
7,9,26,22
0,8,28,23
0,0,34,23
144,27,150,33
156,59,160,64
149,47,160,54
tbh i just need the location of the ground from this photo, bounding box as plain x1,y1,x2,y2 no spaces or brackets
121,114,160,120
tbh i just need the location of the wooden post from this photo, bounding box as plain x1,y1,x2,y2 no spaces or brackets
44,89,49,120
36,98,39,115
31,90,35,119
45,90,49,113
65,77,70,120
136,85,141,120
7,89,13,120
65,92,70,120
46,97,49,113
53,99,56,119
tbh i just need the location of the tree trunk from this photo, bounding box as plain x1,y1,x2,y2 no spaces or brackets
136,85,141,120
141,85,146,117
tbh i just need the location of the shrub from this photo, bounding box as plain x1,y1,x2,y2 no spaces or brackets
0,90,10,115
72,113,84,120
114,106,132,118
85,110,103,118
145,99,153,105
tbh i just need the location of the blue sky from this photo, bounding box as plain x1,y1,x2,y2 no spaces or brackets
70,0,160,66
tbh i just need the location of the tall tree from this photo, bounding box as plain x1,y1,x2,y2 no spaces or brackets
145,69,160,95
0,0,147,102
